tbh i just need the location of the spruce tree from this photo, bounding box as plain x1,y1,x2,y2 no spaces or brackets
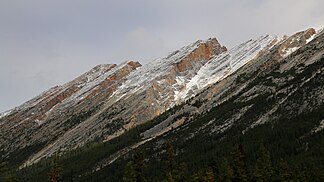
176,162,188,182
0,161,18,182
123,149,147,182
165,141,175,182
191,172,201,182
0,162,6,175
232,144,248,182
123,161,136,182
133,149,146,182
254,144,273,181
277,159,292,181
219,159,233,182
49,155,62,182
293,167,307,182
202,167,215,182
69,168,74,182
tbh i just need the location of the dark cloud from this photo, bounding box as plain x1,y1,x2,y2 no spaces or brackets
0,0,323,112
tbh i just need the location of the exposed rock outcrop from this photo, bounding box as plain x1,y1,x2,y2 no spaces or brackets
1,28,319,167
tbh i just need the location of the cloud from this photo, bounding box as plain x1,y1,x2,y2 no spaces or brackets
110,27,167,64
0,0,323,112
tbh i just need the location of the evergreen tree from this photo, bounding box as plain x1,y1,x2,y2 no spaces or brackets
191,172,201,182
0,162,6,174
69,168,74,182
4,174,17,182
201,167,215,182
49,155,62,182
317,169,324,181
123,161,136,182
0,161,18,182
123,149,147,182
176,162,188,182
293,167,307,182
219,159,233,182
254,144,273,181
133,149,146,182
165,141,175,182
232,144,248,182
123,149,146,182
277,159,292,182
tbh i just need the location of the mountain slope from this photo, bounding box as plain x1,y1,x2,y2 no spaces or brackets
85,28,324,181
1,37,228,166
0,27,323,182
0,61,142,165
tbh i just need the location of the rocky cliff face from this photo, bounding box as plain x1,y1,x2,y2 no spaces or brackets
0,28,321,168
0,61,141,165
89,28,323,175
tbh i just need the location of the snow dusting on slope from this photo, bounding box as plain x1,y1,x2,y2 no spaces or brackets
282,47,300,58
313,120,324,133
110,40,206,102
306,34,316,44
0,110,12,119
59,62,132,107
111,35,279,106
0,64,117,119
173,35,276,101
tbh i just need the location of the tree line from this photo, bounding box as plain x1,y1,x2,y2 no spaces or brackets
122,142,323,182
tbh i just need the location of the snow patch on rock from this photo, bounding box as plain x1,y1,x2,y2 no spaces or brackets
174,35,276,101
313,120,324,133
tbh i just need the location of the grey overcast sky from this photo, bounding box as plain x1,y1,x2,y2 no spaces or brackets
0,0,324,112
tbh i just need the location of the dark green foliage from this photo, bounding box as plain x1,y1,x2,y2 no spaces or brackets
49,155,62,182
276,159,293,181
165,141,175,182
232,145,248,182
123,162,135,182
6,141,47,168
0,161,6,174
176,162,189,182
219,159,233,182
0,162,18,182
253,144,273,182
122,149,148,182
132,149,146,182
201,167,215,182
13,106,181,182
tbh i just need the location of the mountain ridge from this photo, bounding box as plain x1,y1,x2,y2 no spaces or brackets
0,27,321,173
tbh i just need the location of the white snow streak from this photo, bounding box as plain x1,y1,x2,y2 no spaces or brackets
173,35,275,102
313,120,324,133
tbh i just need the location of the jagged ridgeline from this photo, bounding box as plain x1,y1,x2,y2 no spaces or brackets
0,28,323,181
